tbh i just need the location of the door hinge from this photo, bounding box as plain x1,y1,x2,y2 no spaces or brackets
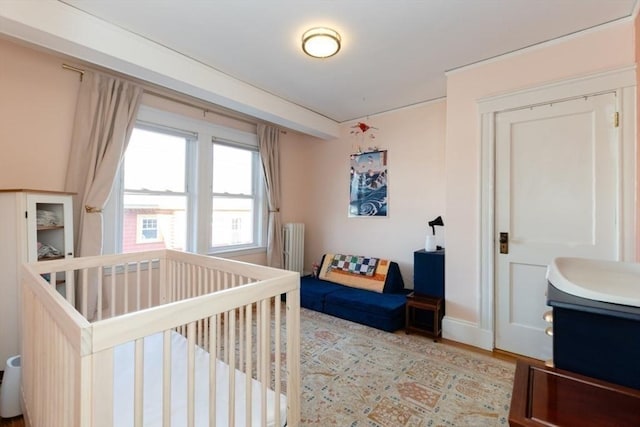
614,112,620,128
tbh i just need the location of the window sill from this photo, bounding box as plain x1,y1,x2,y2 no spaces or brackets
207,246,266,258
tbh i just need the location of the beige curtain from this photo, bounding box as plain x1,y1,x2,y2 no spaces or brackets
65,71,143,319
257,124,284,268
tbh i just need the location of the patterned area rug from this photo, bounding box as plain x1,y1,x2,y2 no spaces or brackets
299,309,515,426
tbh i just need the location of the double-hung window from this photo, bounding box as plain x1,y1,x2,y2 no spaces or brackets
211,142,261,250
121,124,192,253
105,105,265,255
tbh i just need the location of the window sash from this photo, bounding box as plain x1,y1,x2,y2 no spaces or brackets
209,141,262,252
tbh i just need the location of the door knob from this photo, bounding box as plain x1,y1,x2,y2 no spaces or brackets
499,232,509,254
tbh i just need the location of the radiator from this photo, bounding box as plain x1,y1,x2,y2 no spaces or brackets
283,223,305,275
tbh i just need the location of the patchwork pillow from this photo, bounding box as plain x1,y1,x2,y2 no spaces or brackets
330,254,379,277
319,253,390,293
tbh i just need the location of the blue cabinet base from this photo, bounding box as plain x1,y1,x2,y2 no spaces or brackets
548,284,640,390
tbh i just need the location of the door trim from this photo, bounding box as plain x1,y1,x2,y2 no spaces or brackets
478,66,636,349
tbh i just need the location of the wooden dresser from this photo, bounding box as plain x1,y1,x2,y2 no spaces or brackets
509,360,640,426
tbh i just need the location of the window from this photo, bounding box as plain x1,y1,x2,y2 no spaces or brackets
211,143,260,248
106,106,265,255
138,216,159,242
120,125,191,253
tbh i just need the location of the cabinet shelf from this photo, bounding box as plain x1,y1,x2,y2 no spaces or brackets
37,225,64,231
38,255,65,261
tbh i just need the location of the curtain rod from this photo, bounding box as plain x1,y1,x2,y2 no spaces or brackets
61,62,286,133
145,90,286,133
62,63,85,81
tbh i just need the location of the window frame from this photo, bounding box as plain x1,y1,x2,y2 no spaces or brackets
104,105,266,256
210,139,263,252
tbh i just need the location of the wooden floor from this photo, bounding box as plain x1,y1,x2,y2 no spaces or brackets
0,416,23,427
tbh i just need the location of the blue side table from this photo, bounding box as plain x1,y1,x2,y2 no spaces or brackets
413,249,445,300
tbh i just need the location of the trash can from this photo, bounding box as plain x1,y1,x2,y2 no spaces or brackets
0,355,22,418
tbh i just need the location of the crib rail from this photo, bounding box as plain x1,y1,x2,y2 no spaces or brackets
21,249,300,427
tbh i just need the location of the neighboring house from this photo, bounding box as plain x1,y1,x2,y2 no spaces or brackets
122,208,183,253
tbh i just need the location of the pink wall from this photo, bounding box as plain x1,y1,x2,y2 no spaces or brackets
636,12,640,261
279,101,447,284
445,21,635,325
0,38,79,190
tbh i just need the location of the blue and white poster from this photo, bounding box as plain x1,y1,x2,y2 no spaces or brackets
349,150,388,217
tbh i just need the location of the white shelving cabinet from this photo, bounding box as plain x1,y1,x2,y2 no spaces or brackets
0,190,74,366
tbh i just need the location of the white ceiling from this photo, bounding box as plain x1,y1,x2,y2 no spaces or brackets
57,0,637,123
0,1,637,136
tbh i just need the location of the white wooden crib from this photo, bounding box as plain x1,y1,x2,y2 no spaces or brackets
20,249,300,427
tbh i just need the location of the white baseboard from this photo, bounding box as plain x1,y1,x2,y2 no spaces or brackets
442,316,493,351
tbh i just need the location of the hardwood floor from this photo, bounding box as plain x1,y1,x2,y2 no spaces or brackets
0,416,23,427
441,336,542,364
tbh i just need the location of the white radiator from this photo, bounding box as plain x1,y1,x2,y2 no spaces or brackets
283,223,304,275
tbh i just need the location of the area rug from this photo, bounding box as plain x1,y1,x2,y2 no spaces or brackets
298,308,515,426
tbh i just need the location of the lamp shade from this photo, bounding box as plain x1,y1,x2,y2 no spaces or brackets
302,27,341,58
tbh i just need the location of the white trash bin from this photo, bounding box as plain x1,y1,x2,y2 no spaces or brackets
0,355,22,418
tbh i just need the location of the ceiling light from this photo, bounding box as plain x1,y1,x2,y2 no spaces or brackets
302,27,341,58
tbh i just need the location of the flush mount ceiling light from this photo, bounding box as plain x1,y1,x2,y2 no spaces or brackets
302,27,341,58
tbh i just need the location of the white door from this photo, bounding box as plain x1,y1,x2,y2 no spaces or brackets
495,92,619,360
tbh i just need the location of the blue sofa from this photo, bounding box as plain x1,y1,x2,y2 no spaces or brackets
300,256,407,332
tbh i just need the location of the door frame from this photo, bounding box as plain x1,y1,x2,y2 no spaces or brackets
477,66,636,350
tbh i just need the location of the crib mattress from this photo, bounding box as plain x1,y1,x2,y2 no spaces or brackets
113,331,287,427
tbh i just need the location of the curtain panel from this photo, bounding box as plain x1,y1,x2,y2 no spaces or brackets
257,124,284,269
64,71,143,319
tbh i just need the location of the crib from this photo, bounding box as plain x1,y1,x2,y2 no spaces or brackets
20,249,300,427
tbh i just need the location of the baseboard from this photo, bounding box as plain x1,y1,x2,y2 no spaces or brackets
442,315,493,351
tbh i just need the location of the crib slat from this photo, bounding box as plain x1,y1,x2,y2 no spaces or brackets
136,261,141,312
209,314,217,427
159,256,168,305
124,263,130,315
228,310,236,427
162,330,172,427
245,304,253,427
223,311,229,364
239,304,245,370
96,266,103,321
169,260,175,304
147,261,153,309
180,263,186,335
81,268,88,318
187,322,196,427
274,295,282,427
134,338,144,427
110,267,116,319
260,298,269,425
287,288,302,426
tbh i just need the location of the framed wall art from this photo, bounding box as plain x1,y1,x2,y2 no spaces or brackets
349,150,388,217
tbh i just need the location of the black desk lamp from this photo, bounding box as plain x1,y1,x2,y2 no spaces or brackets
428,216,444,235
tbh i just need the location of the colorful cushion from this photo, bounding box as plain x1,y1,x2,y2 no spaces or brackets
319,253,389,293
329,254,379,276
